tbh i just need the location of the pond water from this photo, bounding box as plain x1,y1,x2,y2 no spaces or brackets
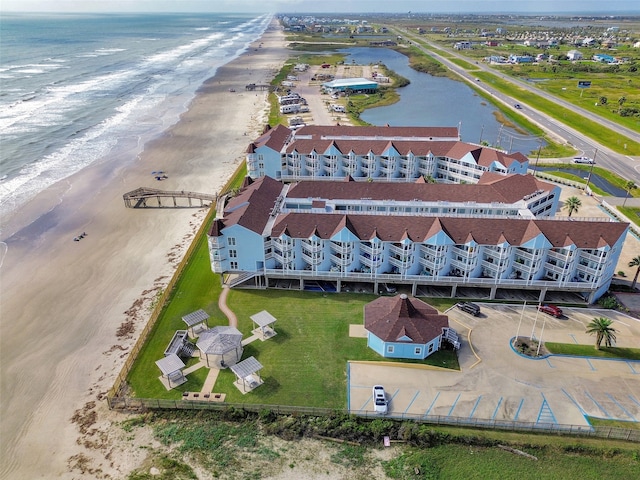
340,47,545,155
530,166,626,196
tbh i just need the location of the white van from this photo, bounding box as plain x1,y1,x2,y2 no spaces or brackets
331,104,345,113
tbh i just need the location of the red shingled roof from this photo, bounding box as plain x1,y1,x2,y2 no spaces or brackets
364,295,449,344
270,213,627,248
294,125,459,139
286,173,553,204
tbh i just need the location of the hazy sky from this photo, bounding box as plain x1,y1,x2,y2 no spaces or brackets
2,0,639,14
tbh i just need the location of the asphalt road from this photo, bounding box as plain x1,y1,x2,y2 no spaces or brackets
393,27,640,184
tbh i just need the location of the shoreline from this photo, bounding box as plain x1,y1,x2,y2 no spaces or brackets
0,20,290,479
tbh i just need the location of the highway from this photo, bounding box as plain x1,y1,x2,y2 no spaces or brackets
392,27,640,183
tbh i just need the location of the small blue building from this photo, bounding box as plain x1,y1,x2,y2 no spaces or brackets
364,294,450,360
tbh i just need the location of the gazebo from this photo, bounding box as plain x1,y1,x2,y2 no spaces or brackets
250,310,277,340
182,309,209,338
196,326,243,368
155,354,187,390
230,356,264,393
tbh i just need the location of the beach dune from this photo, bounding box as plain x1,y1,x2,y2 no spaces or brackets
0,21,289,479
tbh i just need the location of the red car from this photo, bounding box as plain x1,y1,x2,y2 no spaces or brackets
538,304,563,318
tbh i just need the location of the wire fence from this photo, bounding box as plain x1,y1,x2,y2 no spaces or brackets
105,396,640,442
106,164,640,444
106,165,242,401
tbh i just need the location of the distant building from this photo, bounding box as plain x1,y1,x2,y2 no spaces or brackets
454,41,472,50
567,50,583,61
322,77,378,94
245,125,529,183
508,54,535,64
593,53,615,63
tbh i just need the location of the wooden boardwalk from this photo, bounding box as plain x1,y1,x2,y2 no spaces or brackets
123,187,217,208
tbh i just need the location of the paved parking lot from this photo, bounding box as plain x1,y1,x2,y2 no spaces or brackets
348,304,640,427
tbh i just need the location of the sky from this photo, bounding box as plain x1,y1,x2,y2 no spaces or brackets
2,0,639,14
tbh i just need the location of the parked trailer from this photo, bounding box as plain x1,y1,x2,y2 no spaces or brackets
279,104,302,114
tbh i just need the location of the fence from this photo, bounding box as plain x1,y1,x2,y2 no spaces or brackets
106,165,243,401
105,396,640,443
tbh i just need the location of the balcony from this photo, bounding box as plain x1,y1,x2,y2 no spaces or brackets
360,252,382,268
389,243,412,257
513,248,537,261
544,261,568,275
420,245,448,258
547,249,573,262
273,239,295,252
449,257,476,272
361,242,383,256
301,250,322,265
301,240,322,253
579,251,606,263
389,255,412,270
418,255,446,270
451,246,475,258
330,241,353,255
330,252,353,266
209,237,224,249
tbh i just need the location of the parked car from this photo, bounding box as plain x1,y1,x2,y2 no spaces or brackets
457,302,481,316
372,385,388,414
514,103,522,109
538,304,563,318
573,156,594,164
379,283,397,294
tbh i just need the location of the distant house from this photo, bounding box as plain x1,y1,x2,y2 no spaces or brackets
567,50,583,61
486,40,499,47
508,54,534,64
601,38,617,49
454,41,472,50
364,294,454,360
582,37,596,47
593,53,615,63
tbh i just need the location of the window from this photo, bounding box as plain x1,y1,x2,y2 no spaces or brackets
428,343,434,353
414,347,422,355
228,237,236,246
387,345,394,354
230,261,238,269
229,249,237,258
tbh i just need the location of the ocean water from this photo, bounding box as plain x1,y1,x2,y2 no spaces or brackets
0,12,271,227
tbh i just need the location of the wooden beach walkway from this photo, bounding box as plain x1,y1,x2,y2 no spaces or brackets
123,188,217,208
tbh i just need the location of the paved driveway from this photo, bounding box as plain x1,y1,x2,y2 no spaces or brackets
349,304,640,427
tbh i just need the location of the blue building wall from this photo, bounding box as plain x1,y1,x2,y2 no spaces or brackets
367,333,442,359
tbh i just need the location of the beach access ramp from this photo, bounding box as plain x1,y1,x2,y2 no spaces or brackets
123,187,217,208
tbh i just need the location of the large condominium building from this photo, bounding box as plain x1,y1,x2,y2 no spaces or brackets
246,125,529,183
208,175,628,303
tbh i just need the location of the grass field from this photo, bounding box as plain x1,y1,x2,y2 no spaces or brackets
126,234,459,406
545,342,640,360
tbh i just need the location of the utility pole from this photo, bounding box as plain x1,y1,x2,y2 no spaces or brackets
585,149,597,194
534,143,542,177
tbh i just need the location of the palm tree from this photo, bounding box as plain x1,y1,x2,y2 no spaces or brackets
629,255,640,291
564,196,582,217
585,317,617,350
622,181,636,207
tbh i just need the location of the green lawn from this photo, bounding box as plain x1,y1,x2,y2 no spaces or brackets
127,238,459,407
545,342,640,360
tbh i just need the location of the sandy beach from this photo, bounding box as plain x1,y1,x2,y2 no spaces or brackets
0,20,290,479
